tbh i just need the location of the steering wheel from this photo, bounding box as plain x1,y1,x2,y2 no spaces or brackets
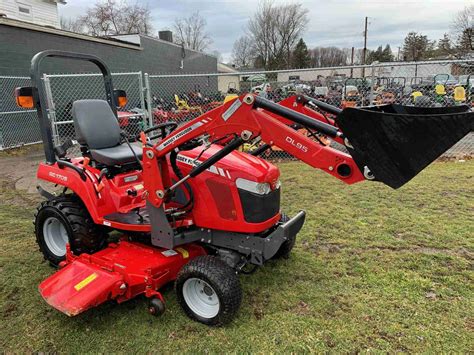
137,122,178,141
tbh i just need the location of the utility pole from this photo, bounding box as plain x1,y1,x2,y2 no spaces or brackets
362,16,368,77
350,47,355,77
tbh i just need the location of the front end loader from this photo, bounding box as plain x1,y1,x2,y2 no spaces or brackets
15,50,473,326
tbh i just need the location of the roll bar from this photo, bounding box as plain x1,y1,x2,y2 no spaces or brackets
30,50,116,164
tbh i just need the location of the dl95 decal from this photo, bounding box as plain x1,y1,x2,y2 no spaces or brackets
286,136,308,153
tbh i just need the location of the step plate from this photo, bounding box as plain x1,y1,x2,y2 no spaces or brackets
39,260,122,316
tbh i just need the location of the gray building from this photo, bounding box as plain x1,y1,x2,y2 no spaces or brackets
0,17,217,75
0,18,218,149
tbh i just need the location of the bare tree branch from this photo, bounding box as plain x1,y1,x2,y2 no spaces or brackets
231,36,256,68
173,11,212,52
451,5,473,54
248,0,308,70
78,0,153,37
60,16,84,33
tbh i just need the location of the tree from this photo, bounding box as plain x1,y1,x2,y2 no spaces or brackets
292,38,311,68
366,44,394,63
382,45,394,62
248,1,309,70
451,5,473,54
310,47,347,67
437,33,454,57
402,32,435,61
60,16,83,33
78,0,153,36
173,11,212,52
231,36,256,68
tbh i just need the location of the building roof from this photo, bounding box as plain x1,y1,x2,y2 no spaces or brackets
0,17,141,50
218,62,238,73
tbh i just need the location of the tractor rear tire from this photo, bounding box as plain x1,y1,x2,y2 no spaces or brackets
34,195,107,266
273,213,296,259
176,255,242,326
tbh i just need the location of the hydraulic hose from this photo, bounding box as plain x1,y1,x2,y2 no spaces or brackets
170,149,194,211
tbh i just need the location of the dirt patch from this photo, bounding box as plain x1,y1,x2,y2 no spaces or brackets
0,147,61,205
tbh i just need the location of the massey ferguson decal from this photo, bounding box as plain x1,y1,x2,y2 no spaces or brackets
156,122,203,151
177,155,232,179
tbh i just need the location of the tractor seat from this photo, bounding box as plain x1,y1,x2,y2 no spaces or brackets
72,99,142,166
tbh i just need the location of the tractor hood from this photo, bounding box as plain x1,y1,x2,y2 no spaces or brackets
336,104,473,189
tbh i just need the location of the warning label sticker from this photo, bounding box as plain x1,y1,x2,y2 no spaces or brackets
161,249,178,257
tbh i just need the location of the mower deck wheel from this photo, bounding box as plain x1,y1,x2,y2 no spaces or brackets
272,213,296,259
34,195,107,266
176,255,242,326
148,297,165,316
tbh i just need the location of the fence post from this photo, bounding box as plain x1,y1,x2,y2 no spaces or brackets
136,71,148,128
42,74,59,146
144,73,153,127
369,62,377,105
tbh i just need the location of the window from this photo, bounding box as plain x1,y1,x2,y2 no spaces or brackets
19,6,30,14
17,3,32,17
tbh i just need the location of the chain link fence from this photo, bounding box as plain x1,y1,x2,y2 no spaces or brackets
1,59,473,160
0,76,41,149
147,59,473,160
43,72,147,157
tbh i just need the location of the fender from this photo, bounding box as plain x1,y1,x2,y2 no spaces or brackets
37,162,112,222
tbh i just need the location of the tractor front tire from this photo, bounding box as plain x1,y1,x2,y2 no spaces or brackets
273,213,296,259
176,255,242,326
34,196,107,266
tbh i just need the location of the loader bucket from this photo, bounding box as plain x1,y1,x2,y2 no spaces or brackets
336,104,473,189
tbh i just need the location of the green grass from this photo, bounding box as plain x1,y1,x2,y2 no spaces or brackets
1,161,473,352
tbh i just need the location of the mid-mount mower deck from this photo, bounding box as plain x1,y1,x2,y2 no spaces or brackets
15,50,472,326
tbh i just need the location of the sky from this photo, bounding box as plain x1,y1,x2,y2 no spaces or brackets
58,0,472,62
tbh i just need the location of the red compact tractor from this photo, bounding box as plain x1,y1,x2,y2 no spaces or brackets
15,51,472,326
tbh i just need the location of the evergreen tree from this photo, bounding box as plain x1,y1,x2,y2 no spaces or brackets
437,33,453,56
292,38,311,68
402,32,435,61
457,28,474,54
366,44,394,63
382,45,394,61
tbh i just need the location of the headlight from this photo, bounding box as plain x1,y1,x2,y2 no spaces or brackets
236,178,277,195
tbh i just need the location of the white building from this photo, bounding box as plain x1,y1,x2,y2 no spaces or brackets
0,0,65,28
217,62,240,94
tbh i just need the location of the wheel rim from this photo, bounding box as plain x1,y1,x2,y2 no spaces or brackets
43,216,68,257
182,278,220,319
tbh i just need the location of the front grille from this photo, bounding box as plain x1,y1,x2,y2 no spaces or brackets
238,187,280,223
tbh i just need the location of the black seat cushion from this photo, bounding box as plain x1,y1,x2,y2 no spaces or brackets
72,99,143,166
72,99,121,149
90,143,143,166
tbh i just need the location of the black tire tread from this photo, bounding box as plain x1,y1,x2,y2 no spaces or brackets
34,195,106,265
176,255,242,326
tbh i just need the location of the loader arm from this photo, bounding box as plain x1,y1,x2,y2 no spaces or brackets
266,95,344,145
143,93,472,207
143,93,364,208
